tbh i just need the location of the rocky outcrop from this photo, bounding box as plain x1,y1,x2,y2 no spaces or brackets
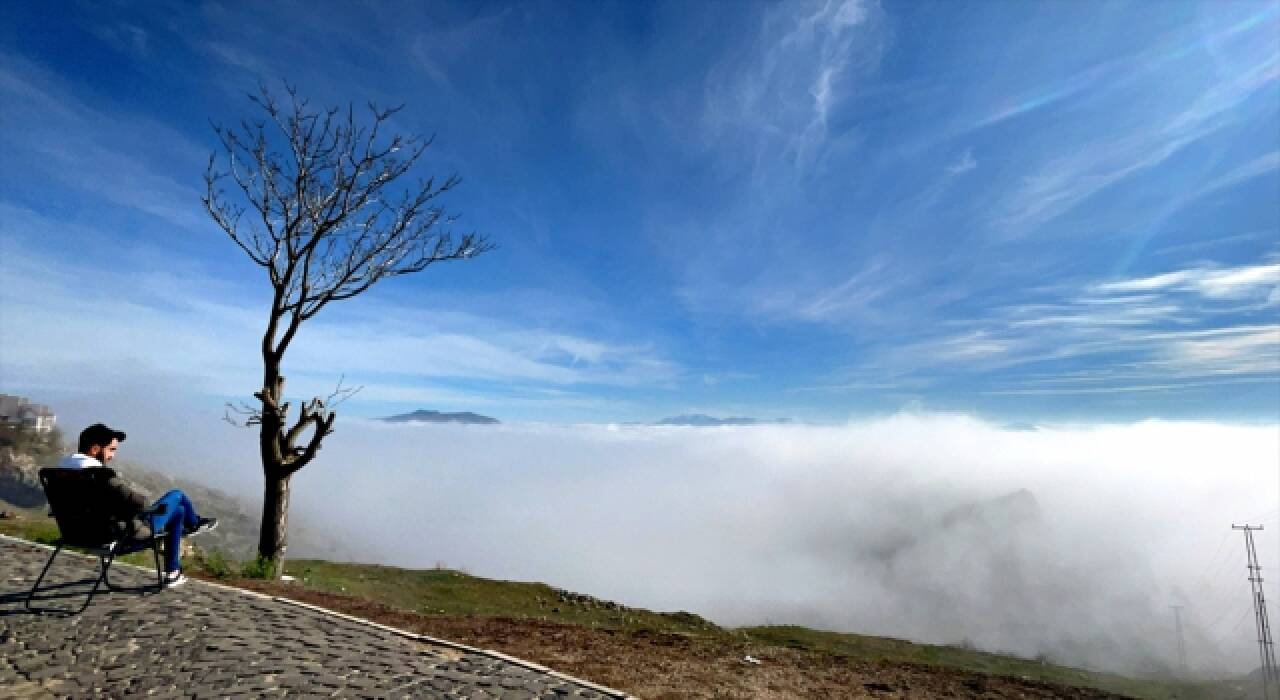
0,447,46,508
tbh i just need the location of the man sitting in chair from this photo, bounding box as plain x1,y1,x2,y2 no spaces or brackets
59,423,217,587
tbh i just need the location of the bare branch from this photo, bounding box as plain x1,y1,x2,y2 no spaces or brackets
223,400,263,428
325,374,362,409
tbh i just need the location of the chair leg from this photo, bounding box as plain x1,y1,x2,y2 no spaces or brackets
100,549,121,591
24,544,63,611
73,556,111,614
101,547,162,594
25,544,105,615
151,534,165,589
145,513,166,589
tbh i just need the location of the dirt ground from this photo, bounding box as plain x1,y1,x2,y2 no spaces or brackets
220,577,1128,699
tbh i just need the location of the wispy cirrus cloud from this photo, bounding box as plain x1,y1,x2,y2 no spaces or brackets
835,258,1280,395
1094,263,1279,304
1190,150,1280,201
1156,325,1280,376
702,0,884,172
0,234,680,414
775,257,899,323
989,21,1279,236
980,375,1274,397
91,22,149,58
962,4,1279,134
946,149,976,175
199,41,269,74
0,52,210,233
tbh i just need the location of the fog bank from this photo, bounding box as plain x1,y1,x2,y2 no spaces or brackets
57,396,1279,676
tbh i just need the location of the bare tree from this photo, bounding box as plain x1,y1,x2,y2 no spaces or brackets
203,84,491,576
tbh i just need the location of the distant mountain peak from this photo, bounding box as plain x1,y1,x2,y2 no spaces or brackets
654,414,787,427
381,410,500,425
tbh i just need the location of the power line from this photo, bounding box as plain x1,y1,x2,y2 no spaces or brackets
1195,548,1249,612
1233,524,1278,699
1197,530,1237,581
1197,545,1244,596
1209,604,1257,646
1245,508,1279,523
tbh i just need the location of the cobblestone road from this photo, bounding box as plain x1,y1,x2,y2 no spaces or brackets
0,537,627,699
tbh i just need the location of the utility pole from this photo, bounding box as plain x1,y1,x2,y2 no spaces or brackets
1171,604,1188,674
1233,524,1278,700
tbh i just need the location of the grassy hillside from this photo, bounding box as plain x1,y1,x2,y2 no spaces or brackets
211,557,1258,699
275,558,720,635
735,626,1252,700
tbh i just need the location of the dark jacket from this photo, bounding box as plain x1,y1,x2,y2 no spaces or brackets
100,469,156,539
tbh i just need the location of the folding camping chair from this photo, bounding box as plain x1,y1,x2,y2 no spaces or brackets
25,467,170,614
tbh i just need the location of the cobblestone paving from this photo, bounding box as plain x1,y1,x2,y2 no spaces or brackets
0,537,623,699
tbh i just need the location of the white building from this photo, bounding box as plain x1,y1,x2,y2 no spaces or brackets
0,394,56,433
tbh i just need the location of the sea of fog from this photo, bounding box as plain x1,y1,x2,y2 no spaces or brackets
53,401,1280,677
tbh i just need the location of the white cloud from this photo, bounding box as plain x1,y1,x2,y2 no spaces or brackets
1198,264,1280,300
1096,263,1279,302
114,410,1280,676
1095,270,1197,293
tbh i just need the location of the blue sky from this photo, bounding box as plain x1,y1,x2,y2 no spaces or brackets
1,0,1277,423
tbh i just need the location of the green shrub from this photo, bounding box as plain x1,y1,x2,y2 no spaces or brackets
0,424,64,464
27,521,62,545
192,548,236,578
241,556,276,579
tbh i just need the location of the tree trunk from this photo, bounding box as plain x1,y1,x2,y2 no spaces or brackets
256,344,288,578
258,473,291,577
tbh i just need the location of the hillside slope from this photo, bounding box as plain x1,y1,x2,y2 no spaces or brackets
201,559,1258,699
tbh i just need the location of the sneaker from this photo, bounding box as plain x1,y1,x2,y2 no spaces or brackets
164,570,187,587
188,517,218,537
